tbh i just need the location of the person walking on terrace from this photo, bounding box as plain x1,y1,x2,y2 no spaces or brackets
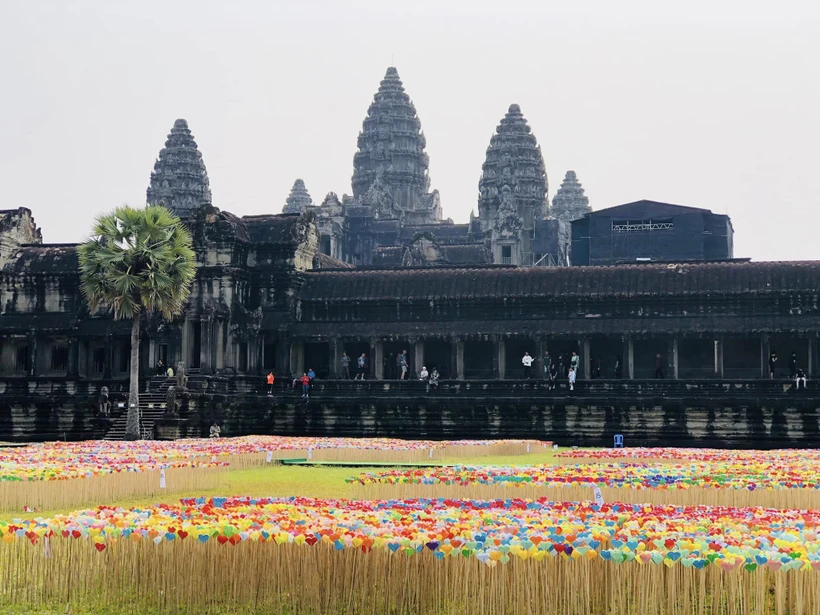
522,351,534,379
568,366,577,392
654,353,665,379
300,373,310,399
769,352,778,379
543,350,552,378
570,351,579,377
790,352,798,379
266,371,275,395
356,353,367,380
341,352,351,380
399,350,409,380
548,361,558,391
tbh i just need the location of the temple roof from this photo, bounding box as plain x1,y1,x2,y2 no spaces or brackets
351,67,434,216
146,119,212,218
591,200,717,218
242,213,310,245
478,104,548,218
2,244,79,275
283,179,314,214
298,260,820,302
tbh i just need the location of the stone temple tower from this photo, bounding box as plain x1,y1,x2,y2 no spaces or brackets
551,170,591,223
147,119,212,218
282,179,314,214
478,104,548,266
351,67,441,223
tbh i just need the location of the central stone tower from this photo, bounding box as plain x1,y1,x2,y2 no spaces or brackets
478,104,548,266
351,67,441,223
146,119,212,218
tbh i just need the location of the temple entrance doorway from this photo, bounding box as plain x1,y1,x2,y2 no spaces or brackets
422,340,451,379
679,339,715,379
633,339,668,379
504,339,536,379
304,342,330,379
191,321,201,369
383,340,412,379
724,338,761,379
589,339,624,379
342,342,371,378
464,341,493,379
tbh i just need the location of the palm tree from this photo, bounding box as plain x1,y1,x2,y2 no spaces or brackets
78,205,197,440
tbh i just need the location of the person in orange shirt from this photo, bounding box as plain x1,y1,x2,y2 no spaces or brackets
300,373,310,399
266,372,275,396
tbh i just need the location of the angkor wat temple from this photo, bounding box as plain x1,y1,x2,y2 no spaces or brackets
0,67,816,447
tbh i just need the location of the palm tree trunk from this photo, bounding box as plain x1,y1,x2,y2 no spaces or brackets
124,315,141,440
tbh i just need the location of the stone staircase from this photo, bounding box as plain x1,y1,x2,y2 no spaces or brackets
103,376,172,440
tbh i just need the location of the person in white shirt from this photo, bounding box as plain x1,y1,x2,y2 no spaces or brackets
568,367,577,391
522,352,534,379
419,366,429,381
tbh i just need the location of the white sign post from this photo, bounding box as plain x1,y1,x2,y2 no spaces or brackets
266,451,273,464
159,468,166,489
593,487,604,506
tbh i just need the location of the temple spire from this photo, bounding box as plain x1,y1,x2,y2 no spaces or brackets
146,119,212,218
283,179,314,214
351,67,440,222
551,170,591,222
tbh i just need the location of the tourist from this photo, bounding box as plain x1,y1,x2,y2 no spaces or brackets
209,422,221,438
614,355,622,379
790,352,798,378
522,351,533,379
594,355,602,379
300,373,310,399
570,351,579,376
654,353,664,379
356,353,367,380
166,365,174,378
795,367,808,389
156,359,165,376
557,354,566,379
769,352,778,379
568,366,577,392
400,350,409,380
307,368,316,389
419,366,429,381
341,352,351,380
266,371,275,396
543,350,552,377
429,368,440,390
548,361,558,390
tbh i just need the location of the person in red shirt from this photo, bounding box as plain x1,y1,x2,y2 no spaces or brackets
300,373,310,399
266,372,275,395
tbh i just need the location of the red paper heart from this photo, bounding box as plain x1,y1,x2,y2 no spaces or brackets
71,530,81,539
177,531,188,540
305,535,318,546
217,535,228,545
94,543,106,552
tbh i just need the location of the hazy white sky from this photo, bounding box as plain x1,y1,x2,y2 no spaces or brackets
1,0,818,260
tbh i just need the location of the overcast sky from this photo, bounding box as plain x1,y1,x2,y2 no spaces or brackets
1,0,818,260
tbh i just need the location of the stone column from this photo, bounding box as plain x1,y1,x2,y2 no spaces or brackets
534,339,543,380
760,334,770,379
67,338,79,378
290,343,304,376
103,334,113,380
582,339,591,379
808,334,817,379
714,339,724,379
148,337,156,373
330,338,342,379
199,316,213,375
496,338,506,380
671,338,680,380
374,341,384,380
278,339,291,376
455,339,465,380
626,336,635,380
27,332,38,377
414,340,424,379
